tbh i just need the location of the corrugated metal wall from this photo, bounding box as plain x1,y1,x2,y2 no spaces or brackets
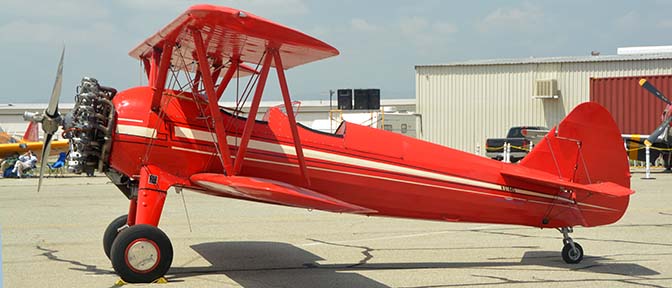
416,59,672,153
590,75,672,134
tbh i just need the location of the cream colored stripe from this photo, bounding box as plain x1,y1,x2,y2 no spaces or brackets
243,157,615,212
168,133,615,212
507,187,574,204
171,146,216,155
174,126,218,143
117,117,144,123
116,124,156,138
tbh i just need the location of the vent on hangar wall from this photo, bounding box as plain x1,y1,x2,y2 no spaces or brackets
533,79,558,99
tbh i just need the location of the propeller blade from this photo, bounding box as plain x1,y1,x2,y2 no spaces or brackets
645,116,672,146
37,133,54,192
46,47,65,117
640,78,672,105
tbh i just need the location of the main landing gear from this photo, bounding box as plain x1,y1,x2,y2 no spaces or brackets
102,165,179,282
104,214,174,283
103,215,173,283
103,214,128,259
559,227,583,264
108,223,173,283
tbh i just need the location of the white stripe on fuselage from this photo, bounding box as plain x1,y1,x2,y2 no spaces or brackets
118,118,144,123
117,124,157,139
171,146,217,155
123,125,617,212
243,157,616,212
174,126,218,143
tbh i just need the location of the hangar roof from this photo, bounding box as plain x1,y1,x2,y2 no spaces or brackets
416,53,672,68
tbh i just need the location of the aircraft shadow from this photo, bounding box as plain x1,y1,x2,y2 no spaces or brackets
165,241,659,287
169,241,389,287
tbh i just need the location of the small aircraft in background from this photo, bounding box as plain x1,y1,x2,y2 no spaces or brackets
0,121,68,159
26,5,633,283
622,79,672,171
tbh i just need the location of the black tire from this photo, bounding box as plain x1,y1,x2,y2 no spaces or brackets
561,242,583,264
103,215,128,259
110,224,173,283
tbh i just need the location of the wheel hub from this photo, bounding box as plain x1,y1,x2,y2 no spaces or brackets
126,239,160,272
567,247,580,260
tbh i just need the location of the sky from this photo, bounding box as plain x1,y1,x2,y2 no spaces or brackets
1,0,672,104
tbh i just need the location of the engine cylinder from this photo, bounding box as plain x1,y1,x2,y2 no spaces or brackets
62,77,116,175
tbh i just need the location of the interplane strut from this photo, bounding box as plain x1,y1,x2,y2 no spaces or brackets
192,29,235,175
272,49,311,185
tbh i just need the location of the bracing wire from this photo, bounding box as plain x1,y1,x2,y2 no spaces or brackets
178,187,193,233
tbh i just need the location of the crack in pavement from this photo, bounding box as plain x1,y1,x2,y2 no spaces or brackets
305,238,374,268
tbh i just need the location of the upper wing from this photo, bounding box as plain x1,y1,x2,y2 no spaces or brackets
190,174,375,214
129,5,339,72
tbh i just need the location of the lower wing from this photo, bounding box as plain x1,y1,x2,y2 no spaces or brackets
190,174,376,214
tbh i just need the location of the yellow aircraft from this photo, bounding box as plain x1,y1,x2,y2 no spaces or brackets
0,121,68,159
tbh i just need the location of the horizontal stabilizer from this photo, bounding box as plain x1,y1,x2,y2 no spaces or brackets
190,174,375,214
502,167,634,198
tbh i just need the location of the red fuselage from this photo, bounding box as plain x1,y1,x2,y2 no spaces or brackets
109,86,628,229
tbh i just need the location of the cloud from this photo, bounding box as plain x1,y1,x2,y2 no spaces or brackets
657,19,672,29
396,16,458,54
0,0,119,46
399,17,457,36
432,21,458,35
615,11,640,30
0,20,120,46
351,18,379,32
400,16,429,36
116,0,309,17
478,4,543,32
1,0,110,20
307,25,330,37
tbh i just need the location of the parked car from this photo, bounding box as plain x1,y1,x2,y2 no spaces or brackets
485,126,548,162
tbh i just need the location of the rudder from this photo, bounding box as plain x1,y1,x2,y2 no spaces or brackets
519,102,630,188
22,121,39,142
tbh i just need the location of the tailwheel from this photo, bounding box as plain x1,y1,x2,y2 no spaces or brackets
110,224,173,283
561,242,584,264
103,214,128,259
559,227,583,264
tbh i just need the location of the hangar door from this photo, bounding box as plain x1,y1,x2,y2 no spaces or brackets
590,75,672,134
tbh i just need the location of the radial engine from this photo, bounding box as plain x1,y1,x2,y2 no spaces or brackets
61,77,116,176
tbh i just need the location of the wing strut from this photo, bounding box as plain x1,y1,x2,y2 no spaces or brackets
192,29,235,175
272,49,310,185
215,60,239,100
233,53,273,175
192,70,201,96
150,42,174,111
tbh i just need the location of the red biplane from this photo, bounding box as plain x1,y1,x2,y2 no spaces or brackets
27,5,633,283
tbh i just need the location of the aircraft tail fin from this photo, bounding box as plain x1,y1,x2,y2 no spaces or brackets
22,121,39,142
513,103,632,227
519,102,631,188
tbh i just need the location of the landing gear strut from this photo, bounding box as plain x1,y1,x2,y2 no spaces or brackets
559,227,583,264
